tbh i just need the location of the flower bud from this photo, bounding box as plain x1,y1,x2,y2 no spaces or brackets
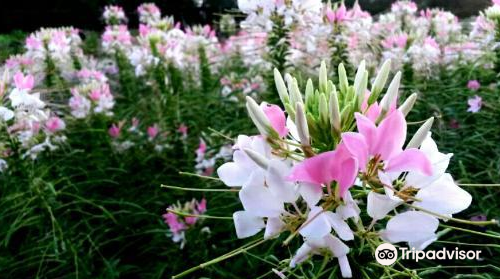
319,60,328,93
398,93,418,116
329,88,341,133
407,117,434,149
353,60,365,93
319,94,329,124
338,63,349,94
290,78,303,106
246,96,272,136
379,71,401,114
243,148,269,169
305,78,314,106
274,68,290,105
295,103,310,147
370,59,391,99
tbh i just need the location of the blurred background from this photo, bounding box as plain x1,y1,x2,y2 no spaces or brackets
0,0,492,33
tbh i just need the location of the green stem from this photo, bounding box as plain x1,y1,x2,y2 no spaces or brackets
172,238,267,278
166,209,233,220
407,204,498,226
161,184,238,192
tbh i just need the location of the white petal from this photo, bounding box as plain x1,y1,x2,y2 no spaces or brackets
233,211,265,239
290,242,313,268
414,173,472,215
410,235,438,250
380,211,438,247
264,217,286,239
250,136,271,158
322,234,350,257
217,161,251,187
286,116,300,142
266,159,299,202
406,134,452,188
0,107,14,121
298,182,323,207
367,191,402,220
325,212,354,241
336,191,361,222
337,256,353,278
240,169,284,217
299,206,331,238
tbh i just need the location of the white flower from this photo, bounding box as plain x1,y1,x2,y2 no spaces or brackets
0,107,14,121
380,211,439,250
217,135,271,187
290,234,352,278
299,206,354,241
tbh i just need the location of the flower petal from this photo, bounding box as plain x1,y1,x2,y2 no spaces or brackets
374,110,406,160
367,191,402,220
325,212,354,241
266,159,299,202
239,170,284,217
299,206,331,239
406,134,452,188
380,211,438,249
261,103,288,137
385,148,432,176
264,217,286,239
233,210,265,239
341,132,369,172
298,182,323,207
414,173,472,215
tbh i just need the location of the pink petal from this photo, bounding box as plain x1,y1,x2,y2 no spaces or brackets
341,132,368,172
288,151,337,185
373,110,406,160
261,103,288,137
385,148,433,176
289,146,358,199
354,113,377,153
335,144,359,198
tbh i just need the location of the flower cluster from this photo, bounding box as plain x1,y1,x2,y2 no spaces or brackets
103,5,127,25
216,60,474,277
108,118,169,153
162,198,207,248
0,72,66,163
194,138,232,176
69,69,114,118
234,0,497,79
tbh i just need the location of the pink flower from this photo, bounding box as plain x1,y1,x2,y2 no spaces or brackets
196,138,207,158
467,95,482,113
108,123,122,138
131,117,139,128
424,37,439,49
163,212,186,234
13,72,34,91
467,80,480,91
196,198,207,214
147,124,159,139
178,124,188,138
288,143,358,199
325,4,347,24
25,35,42,49
325,7,336,23
184,216,198,225
45,116,66,133
261,103,288,138
341,110,432,176
494,0,500,6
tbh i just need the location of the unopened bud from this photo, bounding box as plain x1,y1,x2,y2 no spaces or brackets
407,117,434,149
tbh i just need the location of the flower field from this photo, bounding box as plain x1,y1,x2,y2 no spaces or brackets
1,0,500,278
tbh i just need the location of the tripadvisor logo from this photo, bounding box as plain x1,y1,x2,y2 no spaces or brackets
375,243,482,265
